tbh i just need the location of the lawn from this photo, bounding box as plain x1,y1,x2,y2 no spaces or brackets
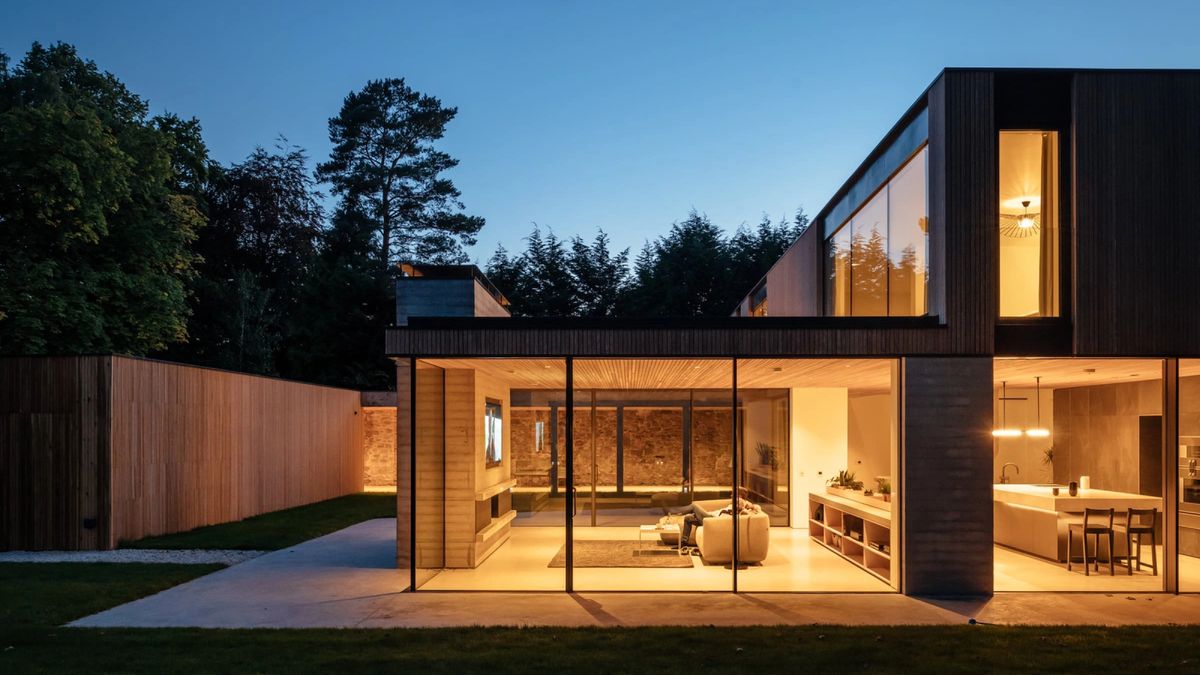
120,492,395,550
5,563,1200,673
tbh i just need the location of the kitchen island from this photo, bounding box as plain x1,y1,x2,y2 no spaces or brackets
993,484,1162,561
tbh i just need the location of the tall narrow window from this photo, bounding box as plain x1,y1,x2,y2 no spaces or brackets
999,131,1059,318
850,190,888,316
888,148,928,316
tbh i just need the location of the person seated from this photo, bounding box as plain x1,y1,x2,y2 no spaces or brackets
668,488,762,551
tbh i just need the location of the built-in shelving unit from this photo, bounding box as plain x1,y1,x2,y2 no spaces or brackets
809,492,893,584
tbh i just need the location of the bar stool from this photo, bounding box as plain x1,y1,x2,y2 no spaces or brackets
1113,507,1158,576
1067,508,1115,576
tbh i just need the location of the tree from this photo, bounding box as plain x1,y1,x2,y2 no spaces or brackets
0,42,204,355
165,142,323,374
317,78,483,269
286,207,394,389
622,211,730,317
568,231,629,317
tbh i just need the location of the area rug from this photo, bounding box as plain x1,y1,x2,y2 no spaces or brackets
547,540,695,568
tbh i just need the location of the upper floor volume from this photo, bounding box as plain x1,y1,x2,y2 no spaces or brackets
734,68,1200,358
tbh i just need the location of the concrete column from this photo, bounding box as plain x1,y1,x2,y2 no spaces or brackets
901,357,994,596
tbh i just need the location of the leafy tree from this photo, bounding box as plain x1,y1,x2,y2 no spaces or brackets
317,78,483,269
165,142,323,374
0,42,204,355
484,227,630,317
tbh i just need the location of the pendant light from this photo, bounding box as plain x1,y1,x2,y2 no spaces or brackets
1026,376,1050,437
992,381,1023,437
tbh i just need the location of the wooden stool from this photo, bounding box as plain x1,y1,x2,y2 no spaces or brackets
1067,508,1114,576
1114,507,1158,576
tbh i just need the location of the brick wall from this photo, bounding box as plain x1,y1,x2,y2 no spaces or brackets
363,406,397,488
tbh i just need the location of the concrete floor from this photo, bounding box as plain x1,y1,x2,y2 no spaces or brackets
72,518,1200,629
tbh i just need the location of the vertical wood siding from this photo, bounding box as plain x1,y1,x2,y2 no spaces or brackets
0,356,110,550
106,356,364,547
1073,72,1200,355
2,355,364,550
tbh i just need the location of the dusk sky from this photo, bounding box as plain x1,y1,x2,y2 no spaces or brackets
4,1,1198,263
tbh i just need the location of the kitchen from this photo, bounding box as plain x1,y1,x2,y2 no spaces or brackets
991,359,1169,590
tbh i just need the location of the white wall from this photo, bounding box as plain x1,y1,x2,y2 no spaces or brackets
789,388,848,529
848,393,893,489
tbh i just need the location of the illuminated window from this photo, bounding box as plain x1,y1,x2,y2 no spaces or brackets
999,131,1059,318
824,147,928,316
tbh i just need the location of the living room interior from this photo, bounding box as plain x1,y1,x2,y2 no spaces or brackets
409,357,899,592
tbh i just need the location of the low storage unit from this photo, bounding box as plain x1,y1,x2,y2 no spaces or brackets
809,492,894,584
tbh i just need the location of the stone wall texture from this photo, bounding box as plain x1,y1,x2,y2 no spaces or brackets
509,407,732,489
364,406,397,487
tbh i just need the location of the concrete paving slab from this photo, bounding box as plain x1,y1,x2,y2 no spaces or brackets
72,519,1200,628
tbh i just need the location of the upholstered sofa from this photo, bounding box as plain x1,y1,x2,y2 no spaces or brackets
657,498,770,563
697,510,770,564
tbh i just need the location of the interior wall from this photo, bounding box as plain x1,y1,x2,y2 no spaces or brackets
790,388,848,529
1051,379,1161,494
848,393,892,489
991,387,1055,483
473,370,511,493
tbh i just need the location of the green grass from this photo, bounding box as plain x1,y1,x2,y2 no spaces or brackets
5,564,1200,673
120,493,396,550
0,563,224,629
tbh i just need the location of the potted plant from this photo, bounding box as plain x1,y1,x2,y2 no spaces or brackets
826,470,864,497
1042,447,1055,482
877,478,892,503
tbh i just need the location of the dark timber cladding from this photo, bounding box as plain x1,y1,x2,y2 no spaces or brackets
0,356,111,551
1072,71,1200,356
901,357,994,595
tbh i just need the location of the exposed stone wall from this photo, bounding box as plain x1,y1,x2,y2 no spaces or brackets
692,409,732,487
509,406,732,489
363,406,397,488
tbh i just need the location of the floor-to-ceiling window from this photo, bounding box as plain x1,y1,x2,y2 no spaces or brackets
734,359,899,592
1177,360,1200,591
992,358,1165,592
570,359,734,591
999,131,1060,318
411,358,567,591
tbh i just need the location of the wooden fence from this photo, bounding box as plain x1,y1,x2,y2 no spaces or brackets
1,355,364,550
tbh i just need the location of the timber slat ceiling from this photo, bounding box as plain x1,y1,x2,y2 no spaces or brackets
418,358,894,393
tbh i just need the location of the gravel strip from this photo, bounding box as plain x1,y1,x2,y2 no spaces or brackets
0,549,267,565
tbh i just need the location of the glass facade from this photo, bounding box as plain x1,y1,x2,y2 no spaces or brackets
408,357,900,593
999,131,1060,318
825,146,928,316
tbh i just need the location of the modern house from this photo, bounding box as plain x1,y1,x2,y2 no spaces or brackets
387,68,1200,596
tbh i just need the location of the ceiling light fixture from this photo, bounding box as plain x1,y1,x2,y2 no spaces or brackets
1000,199,1041,238
1026,376,1050,438
992,380,1024,437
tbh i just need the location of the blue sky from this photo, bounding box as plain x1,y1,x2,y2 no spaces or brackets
4,1,1199,263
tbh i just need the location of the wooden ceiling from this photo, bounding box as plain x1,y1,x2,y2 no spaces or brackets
993,358,1189,389
418,357,1199,393
418,358,894,393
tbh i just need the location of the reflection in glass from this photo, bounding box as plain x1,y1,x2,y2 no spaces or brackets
824,147,927,317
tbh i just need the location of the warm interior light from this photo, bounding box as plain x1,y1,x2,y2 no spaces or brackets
1025,428,1051,438
1017,200,1034,229
992,428,1023,438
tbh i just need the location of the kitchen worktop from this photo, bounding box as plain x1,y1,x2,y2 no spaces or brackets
993,484,1162,512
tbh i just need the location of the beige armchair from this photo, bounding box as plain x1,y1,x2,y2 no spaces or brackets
696,511,770,564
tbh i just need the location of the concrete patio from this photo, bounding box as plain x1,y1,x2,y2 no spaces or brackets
73,519,1200,629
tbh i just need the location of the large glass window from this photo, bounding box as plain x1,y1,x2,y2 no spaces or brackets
824,147,928,316
992,358,1164,592
999,131,1060,318
888,149,928,316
